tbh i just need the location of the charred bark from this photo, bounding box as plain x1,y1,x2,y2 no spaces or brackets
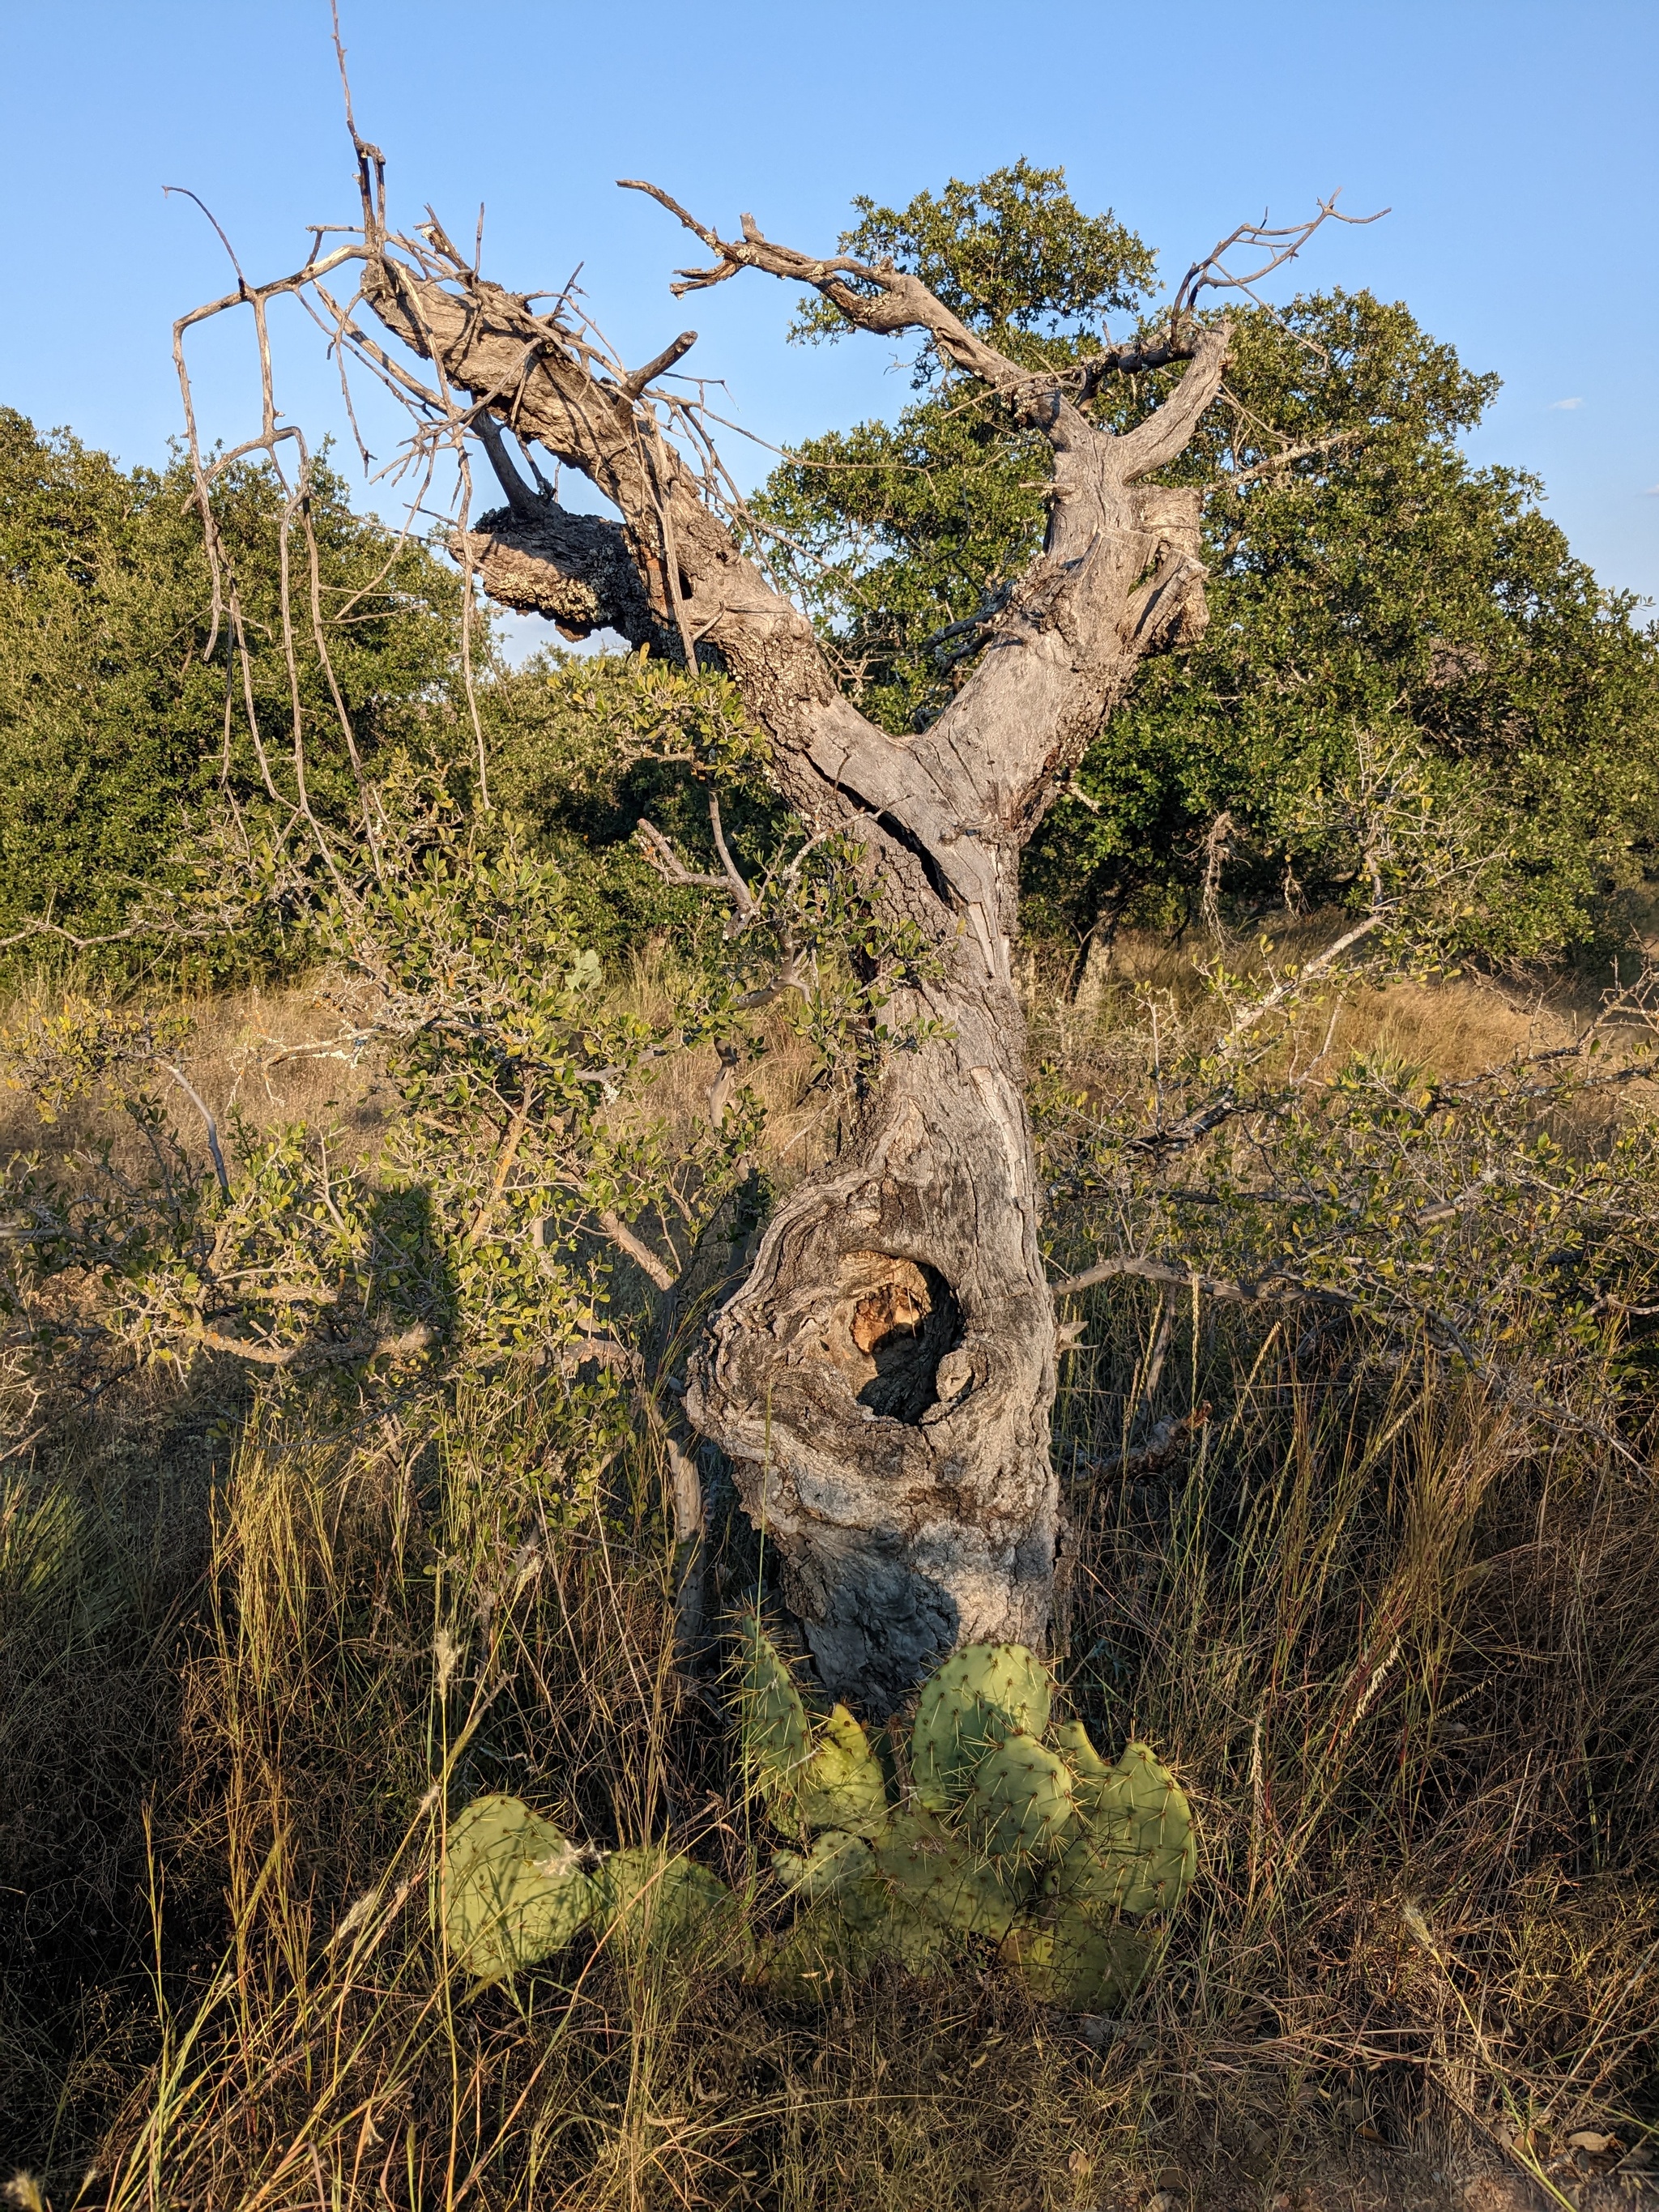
459,500,662,646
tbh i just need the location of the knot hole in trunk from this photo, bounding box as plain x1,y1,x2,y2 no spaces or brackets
834,1251,963,1426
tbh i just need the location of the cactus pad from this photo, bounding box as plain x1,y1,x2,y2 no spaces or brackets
595,1845,736,1953
773,1827,876,1903
873,1809,1022,1937
763,1883,956,1995
1050,1717,1114,1805
1000,1910,1153,2011
910,1643,1053,1810
1051,1741,1196,1918
736,1617,816,1827
441,1793,596,1983
966,1729,1078,1861
794,1704,892,1838
737,1622,893,1837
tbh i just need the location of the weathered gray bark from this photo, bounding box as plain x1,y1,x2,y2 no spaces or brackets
686,999,1055,1712
345,163,1228,1707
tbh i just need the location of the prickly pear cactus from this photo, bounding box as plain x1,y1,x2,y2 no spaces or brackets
1048,1739,1197,1919
736,1613,815,1784
736,1617,889,1838
595,1844,740,1954
738,1619,1196,2011
441,1793,597,1983
911,1642,1052,1812
441,1800,740,1984
437,1628,1196,2014
768,1823,955,1985
872,1809,1022,1937
999,1913,1153,2011
967,1730,1077,1861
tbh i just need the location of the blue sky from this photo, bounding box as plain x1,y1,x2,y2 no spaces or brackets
2,0,1656,601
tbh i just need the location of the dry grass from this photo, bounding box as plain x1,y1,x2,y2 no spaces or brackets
1068,913,1623,1075
0,957,830,1195
4,940,1658,2210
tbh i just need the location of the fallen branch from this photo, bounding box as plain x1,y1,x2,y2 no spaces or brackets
1052,1252,1358,1311
189,1319,435,1367
1071,1404,1211,1484
597,1208,677,1291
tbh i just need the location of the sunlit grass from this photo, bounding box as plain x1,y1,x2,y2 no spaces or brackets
4,943,1657,2206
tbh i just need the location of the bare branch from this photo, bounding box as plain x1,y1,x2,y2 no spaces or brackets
1111,322,1233,480
620,329,698,399
464,1088,535,1247
1211,910,1391,1061
472,407,542,519
1171,194,1388,320
598,1208,678,1291
1051,1251,1359,1310
156,1062,231,1199
0,918,170,954
190,1319,435,1368
618,179,1043,399
1070,1405,1210,1484
1222,428,1364,488
635,818,731,893
706,792,757,916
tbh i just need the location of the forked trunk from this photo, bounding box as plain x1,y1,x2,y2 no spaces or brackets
687,982,1056,1711
339,168,1235,1707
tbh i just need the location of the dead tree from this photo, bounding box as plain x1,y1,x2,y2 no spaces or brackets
180,110,1359,1708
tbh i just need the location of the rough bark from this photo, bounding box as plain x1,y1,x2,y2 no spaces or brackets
686,1003,1053,1712
460,500,660,646
343,168,1230,1707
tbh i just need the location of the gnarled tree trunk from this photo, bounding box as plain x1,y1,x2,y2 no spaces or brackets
342,150,1229,1707
689,968,1055,1712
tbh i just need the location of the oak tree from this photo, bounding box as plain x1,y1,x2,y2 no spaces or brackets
181,111,1368,1708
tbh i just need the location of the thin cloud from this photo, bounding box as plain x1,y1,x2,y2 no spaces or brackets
1550,396,1584,411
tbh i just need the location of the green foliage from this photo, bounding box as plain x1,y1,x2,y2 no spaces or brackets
480,645,788,959
1039,292,1659,961
750,172,1659,962
0,629,961,1437
1034,960,1659,1422
1,788,704,1384
1,798,754,1407
0,991,446,1392
0,408,465,963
